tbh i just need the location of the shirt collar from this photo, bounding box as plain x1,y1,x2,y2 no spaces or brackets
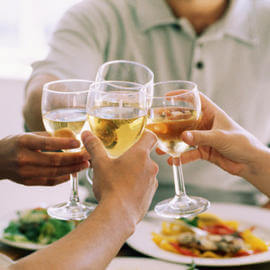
135,0,177,31
136,0,258,46
223,0,258,46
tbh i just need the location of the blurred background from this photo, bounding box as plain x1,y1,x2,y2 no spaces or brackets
0,0,85,215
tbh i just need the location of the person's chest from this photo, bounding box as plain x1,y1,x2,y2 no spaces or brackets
105,27,270,143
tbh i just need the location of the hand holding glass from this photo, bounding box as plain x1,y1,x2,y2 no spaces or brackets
147,81,210,218
42,80,94,220
85,60,153,182
87,81,147,159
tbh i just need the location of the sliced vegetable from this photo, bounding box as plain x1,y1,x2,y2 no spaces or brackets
202,224,236,235
170,242,198,257
3,208,77,245
181,217,199,227
240,229,268,252
152,213,268,259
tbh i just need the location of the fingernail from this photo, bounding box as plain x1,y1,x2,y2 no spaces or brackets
81,131,91,140
185,132,193,142
83,161,90,169
71,140,79,147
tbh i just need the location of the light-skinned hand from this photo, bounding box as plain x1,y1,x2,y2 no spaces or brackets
156,92,269,187
82,130,158,223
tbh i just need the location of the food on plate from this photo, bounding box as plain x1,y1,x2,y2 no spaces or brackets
152,213,269,258
3,208,77,245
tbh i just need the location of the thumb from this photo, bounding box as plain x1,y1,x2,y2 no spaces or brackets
81,131,108,161
182,130,225,149
129,130,157,153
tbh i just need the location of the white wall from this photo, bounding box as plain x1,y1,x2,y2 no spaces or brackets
0,78,25,138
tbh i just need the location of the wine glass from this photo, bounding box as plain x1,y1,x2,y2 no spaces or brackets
42,79,95,220
85,60,154,182
87,81,147,159
147,80,210,218
96,60,154,97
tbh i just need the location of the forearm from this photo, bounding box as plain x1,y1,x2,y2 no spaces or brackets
9,198,135,270
23,74,58,131
244,147,270,197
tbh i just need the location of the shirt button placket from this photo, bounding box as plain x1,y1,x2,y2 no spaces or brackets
190,41,204,86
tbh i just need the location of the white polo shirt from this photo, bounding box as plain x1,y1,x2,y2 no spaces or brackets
31,0,270,203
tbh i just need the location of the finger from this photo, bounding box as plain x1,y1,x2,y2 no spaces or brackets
21,175,70,186
21,133,80,151
166,89,190,97
81,148,91,160
20,161,89,178
32,131,51,137
130,130,157,152
199,92,221,113
81,131,108,161
40,151,90,166
180,150,201,164
168,157,180,166
165,90,195,105
155,147,166,155
44,175,70,186
196,93,217,130
167,149,202,166
20,149,90,167
182,130,222,148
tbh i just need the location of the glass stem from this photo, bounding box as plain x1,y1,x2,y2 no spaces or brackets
172,156,187,198
69,173,80,205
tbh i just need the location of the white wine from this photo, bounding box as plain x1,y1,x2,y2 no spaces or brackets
43,108,87,149
147,107,200,156
88,107,146,158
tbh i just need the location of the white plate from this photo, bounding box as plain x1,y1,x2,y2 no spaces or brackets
127,203,270,267
106,257,186,270
0,211,48,250
0,254,14,267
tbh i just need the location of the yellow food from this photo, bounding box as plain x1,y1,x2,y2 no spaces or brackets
152,213,269,259
241,229,268,252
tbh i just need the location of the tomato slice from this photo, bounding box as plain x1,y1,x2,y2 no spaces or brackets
170,242,198,257
234,250,253,257
202,224,236,235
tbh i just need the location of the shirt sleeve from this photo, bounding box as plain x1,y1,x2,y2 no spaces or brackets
31,1,109,80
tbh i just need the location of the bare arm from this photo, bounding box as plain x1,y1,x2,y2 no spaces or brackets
9,198,135,270
9,131,158,270
23,1,107,132
23,74,59,131
244,147,270,197
158,92,270,198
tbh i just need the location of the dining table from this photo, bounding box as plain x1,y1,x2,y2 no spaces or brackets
1,180,270,270
1,242,270,270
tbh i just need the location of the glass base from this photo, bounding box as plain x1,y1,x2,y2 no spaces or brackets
47,202,96,221
154,195,210,219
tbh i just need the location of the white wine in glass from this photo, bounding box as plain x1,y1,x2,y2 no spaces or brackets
87,81,147,158
42,79,95,221
43,108,87,146
147,108,200,156
147,81,210,219
85,60,153,182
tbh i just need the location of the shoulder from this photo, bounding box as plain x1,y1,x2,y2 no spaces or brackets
252,0,270,49
65,0,134,19
254,0,270,28
56,0,135,33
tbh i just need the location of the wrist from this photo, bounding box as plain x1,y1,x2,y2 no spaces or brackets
98,196,136,236
244,146,270,190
